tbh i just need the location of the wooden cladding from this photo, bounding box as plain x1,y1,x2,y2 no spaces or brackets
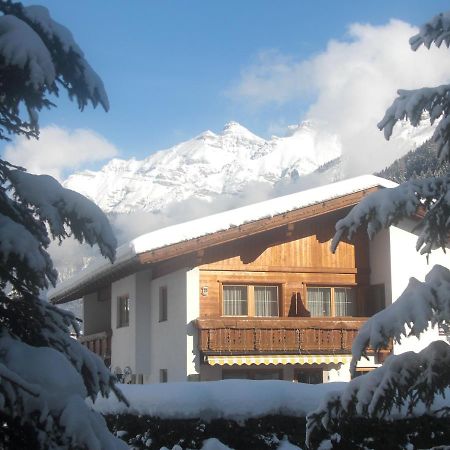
198,213,370,272
197,317,366,354
79,331,111,364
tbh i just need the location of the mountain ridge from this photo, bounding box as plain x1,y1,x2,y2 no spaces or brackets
63,121,342,213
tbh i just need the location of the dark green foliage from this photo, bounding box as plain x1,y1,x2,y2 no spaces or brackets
105,414,306,450
104,413,450,450
308,415,450,450
377,139,450,183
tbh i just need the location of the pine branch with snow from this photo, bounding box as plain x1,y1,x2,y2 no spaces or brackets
0,2,125,449
379,11,450,162
0,0,108,141
307,10,450,448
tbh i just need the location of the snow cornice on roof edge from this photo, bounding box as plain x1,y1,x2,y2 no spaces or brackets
48,175,396,303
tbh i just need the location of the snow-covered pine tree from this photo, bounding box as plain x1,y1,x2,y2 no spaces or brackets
0,2,127,449
306,11,450,448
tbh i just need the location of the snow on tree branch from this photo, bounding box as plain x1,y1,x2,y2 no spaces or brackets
0,1,109,141
410,11,450,50
9,169,117,264
0,331,128,450
21,5,109,111
0,2,123,447
0,14,55,88
378,85,450,161
378,11,450,162
350,264,450,374
332,176,450,256
306,340,450,447
0,212,56,289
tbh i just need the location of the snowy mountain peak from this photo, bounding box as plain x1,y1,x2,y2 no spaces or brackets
221,121,262,141
63,119,429,215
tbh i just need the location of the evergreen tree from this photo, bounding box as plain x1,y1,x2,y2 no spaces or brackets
307,10,450,448
0,1,127,449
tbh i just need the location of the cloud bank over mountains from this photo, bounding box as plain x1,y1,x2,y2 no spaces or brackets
229,19,450,175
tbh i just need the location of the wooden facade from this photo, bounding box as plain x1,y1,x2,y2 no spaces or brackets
190,211,384,358
197,213,371,319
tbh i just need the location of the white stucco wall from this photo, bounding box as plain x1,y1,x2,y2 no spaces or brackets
111,274,136,374
370,219,450,355
368,228,392,306
134,270,152,379
389,220,450,353
83,291,111,335
147,267,200,383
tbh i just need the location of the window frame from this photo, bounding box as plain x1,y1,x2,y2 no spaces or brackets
306,285,356,317
159,368,168,383
117,294,130,328
221,283,280,317
159,286,168,322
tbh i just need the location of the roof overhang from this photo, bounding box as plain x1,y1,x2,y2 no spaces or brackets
49,175,396,304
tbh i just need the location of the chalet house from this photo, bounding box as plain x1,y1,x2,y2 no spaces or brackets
49,175,450,384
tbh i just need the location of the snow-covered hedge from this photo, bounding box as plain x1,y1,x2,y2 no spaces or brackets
91,382,450,449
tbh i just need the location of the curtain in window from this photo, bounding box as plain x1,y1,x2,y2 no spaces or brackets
307,288,331,316
223,286,248,315
335,288,355,316
254,286,279,316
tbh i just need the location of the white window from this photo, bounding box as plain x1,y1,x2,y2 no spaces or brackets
254,286,279,317
306,287,355,317
223,285,248,316
223,284,279,317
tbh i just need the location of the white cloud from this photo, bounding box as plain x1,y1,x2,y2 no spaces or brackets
229,19,450,174
3,125,119,180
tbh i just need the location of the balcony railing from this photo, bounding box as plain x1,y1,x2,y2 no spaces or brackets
196,317,368,354
79,331,111,364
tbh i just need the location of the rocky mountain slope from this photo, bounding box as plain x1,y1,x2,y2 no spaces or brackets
64,121,342,213
64,119,433,215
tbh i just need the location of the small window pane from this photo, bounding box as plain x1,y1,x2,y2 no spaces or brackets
223,285,247,315
255,286,279,317
307,287,331,317
117,294,130,327
335,288,355,316
295,368,323,384
159,286,168,322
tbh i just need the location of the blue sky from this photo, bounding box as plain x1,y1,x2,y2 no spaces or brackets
7,0,450,176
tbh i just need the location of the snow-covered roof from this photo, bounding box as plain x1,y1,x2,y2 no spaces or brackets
49,175,396,302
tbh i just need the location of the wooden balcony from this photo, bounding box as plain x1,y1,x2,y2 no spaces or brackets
79,331,111,364
196,317,368,355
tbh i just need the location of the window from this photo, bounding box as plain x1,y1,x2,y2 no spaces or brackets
366,284,385,316
306,287,355,317
223,285,248,315
222,369,282,380
160,369,168,383
117,294,130,327
255,286,279,317
159,286,168,322
222,284,279,317
295,368,323,384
